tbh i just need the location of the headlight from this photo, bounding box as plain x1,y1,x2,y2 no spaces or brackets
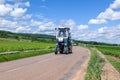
58,37,63,42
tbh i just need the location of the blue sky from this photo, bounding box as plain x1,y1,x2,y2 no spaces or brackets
0,0,120,44
29,0,113,23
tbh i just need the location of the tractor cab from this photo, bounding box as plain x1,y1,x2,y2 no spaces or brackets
55,28,70,42
57,28,68,37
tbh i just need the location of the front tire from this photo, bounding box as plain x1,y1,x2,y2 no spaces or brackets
54,47,58,55
55,52,58,55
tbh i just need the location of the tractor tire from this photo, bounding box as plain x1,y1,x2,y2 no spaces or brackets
55,52,58,55
64,50,68,55
66,51,68,55
60,51,63,53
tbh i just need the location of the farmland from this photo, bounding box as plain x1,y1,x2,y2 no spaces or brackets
0,30,55,62
0,38,55,52
96,45,120,73
0,38,55,62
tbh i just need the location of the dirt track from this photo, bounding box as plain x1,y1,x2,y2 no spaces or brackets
0,46,90,80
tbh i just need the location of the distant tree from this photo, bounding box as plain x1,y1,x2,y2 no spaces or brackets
14,36,20,41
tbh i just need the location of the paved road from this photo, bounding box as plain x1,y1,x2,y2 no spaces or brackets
0,46,90,80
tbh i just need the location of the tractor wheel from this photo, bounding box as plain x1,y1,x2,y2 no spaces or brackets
64,50,68,55
55,52,58,55
66,51,69,55
54,47,58,55
60,51,63,53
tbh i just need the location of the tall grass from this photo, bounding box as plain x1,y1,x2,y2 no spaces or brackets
85,48,105,80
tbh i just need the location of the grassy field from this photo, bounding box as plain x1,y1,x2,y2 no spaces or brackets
0,38,55,52
0,38,55,62
0,49,54,62
85,48,105,80
96,45,120,73
96,45,120,58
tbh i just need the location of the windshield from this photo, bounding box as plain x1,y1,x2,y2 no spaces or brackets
57,29,67,37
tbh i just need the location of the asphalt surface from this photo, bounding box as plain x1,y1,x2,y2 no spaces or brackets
0,46,89,80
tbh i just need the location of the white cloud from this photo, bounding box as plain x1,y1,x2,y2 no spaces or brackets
25,1,30,7
89,19,107,24
16,26,31,33
0,19,32,33
97,8,120,20
29,20,55,34
59,19,75,30
110,0,120,9
0,4,12,17
22,14,32,19
0,19,18,28
30,19,43,27
10,8,27,18
88,0,120,24
97,27,108,34
97,8,113,19
0,0,30,19
77,25,120,44
78,25,88,30
39,21,55,31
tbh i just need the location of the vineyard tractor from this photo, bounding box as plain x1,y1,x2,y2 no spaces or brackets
54,27,72,54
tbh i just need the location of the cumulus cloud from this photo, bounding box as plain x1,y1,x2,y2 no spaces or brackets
89,0,120,24
30,19,43,27
0,19,32,33
59,19,75,31
22,14,32,19
38,22,55,31
16,26,31,33
110,0,120,9
88,19,107,24
97,8,120,20
25,1,30,7
0,4,12,17
78,25,88,30
76,25,120,44
29,19,56,34
0,19,18,29
0,0,31,19
10,8,27,18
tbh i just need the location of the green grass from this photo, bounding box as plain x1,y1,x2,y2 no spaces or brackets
0,49,54,62
106,55,120,73
0,38,55,52
96,45,120,73
85,48,105,80
96,45,120,58
0,38,55,62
